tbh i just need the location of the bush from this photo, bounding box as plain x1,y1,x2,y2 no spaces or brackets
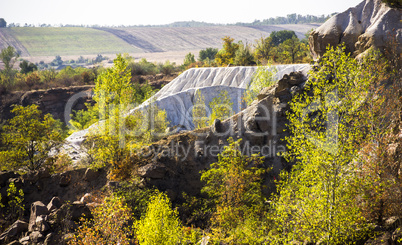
136,191,182,245
70,195,135,245
0,105,64,171
243,65,277,106
208,90,233,125
200,138,269,243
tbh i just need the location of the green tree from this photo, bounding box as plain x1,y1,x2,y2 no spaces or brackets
269,30,297,46
0,18,6,28
208,90,233,125
201,138,268,243
0,46,19,84
199,47,218,61
215,36,240,66
192,89,208,129
19,60,38,74
277,36,308,63
0,105,63,171
136,191,182,245
243,65,277,106
183,52,196,67
93,53,134,122
270,45,372,243
234,41,255,66
254,36,274,65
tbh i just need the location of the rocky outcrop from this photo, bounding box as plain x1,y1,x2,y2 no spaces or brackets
0,167,109,244
0,85,94,124
66,65,310,152
309,0,402,59
135,70,308,197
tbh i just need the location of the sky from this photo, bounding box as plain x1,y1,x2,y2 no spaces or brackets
0,0,364,26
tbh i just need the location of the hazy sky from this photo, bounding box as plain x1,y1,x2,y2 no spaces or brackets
0,0,363,26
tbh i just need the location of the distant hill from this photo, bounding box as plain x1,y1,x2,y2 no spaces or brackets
0,24,320,60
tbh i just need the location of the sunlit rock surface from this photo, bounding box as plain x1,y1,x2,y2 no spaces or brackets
65,65,310,161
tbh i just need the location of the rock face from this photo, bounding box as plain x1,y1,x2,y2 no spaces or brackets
135,70,308,196
66,65,310,147
309,0,402,59
0,85,94,124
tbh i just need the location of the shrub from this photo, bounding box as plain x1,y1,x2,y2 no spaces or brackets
0,105,64,171
6,182,24,220
200,138,269,243
70,195,135,245
192,89,209,129
136,191,182,245
243,65,277,106
208,90,233,125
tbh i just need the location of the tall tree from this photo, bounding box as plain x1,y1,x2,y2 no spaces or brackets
269,30,297,46
0,18,6,28
0,46,19,81
270,45,373,243
215,36,239,66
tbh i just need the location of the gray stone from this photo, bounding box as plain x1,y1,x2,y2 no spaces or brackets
385,216,401,231
29,201,49,231
29,231,44,243
70,202,92,221
47,196,62,212
35,215,50,232
309,0,402,59
19,236,29,244
0,220,28,243
64,65,311,162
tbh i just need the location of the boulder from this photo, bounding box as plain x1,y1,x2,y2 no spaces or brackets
138,163,167,179
83,168,100,182
392,228,402,244
29,201,49,231
365,231,392,244
70,201,92,221
47,196,62,212
29,231,44,243
80,193,96,204
34,215,50,232
309,0,402,59
59,172,71,187
0,220,28,243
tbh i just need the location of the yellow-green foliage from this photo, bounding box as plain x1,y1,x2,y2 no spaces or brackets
208,90,233,125
6,182,24,220
243,65,277,106
93,54,134,120
0,104,63,171
70,195,135,245
215,36,239,66
192,89,208,129
136,191,182,245
270,45,373,244
201,138,269,244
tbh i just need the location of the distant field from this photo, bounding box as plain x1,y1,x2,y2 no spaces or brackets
0,24,320,64
8,27,142,56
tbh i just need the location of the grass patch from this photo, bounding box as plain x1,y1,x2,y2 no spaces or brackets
9,27,141,56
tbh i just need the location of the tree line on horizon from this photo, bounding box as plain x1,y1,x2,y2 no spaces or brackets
0,13,332,28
